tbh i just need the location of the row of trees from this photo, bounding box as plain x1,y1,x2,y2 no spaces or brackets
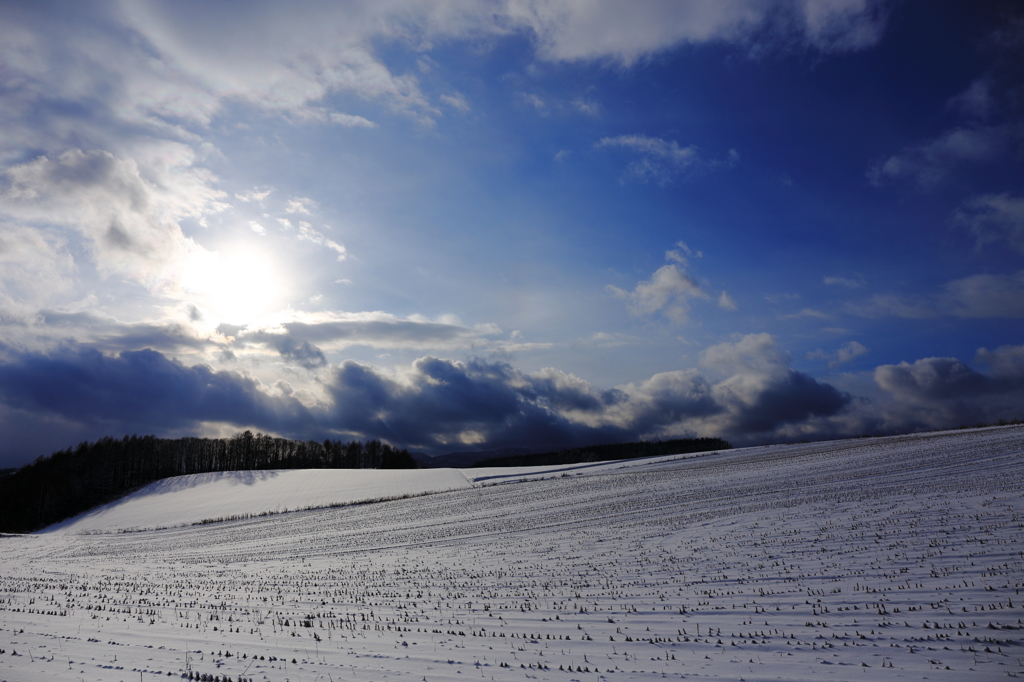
473,437,731,468
0,432,416,533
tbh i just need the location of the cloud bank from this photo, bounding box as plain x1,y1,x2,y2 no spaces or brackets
1,329,1021,466
0,329,1015,466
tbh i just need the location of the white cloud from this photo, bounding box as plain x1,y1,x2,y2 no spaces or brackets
296,222,347,262
330,112,377,128
797,0,890,52
586,331,640,348
249,221,267,235
0,4,427,175
868,125,1012,187
599,134,697,164
597,135,737,184
236,309,495,354
473,323,502,336
610,244,721,323
845,294,935,319
942,271,1024,318
0,1,891,168
519,92,548,113
113,3,437,123
440,93,470,112
0,148,226,291
686,333,853,438
504,0,889,65
781,308,832,319
235,188,273,202
285,197,317,215
807,340,868,368
608,264,709,324
956,193,1024,253
874,357,984,404
665,241,697,265
0,1,893,328
823,275,865,288
869,24,1021,192
947,77,994,119
572,98,599,116
287,107,378,128
701,333,788,376
764,292,800,304
0,224,76,310
835,340,868,365
975,343,1024,380
847,271,1024,319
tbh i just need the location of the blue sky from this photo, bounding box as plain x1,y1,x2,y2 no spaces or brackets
1,0,1023,467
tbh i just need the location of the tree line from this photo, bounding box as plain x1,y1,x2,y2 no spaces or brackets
0,431,416,533
472,437,731,468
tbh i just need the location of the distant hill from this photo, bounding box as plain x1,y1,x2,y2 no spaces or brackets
474,437,730,467
415,447,539,469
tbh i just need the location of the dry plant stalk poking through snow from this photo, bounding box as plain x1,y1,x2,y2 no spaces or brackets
1,426,1023,681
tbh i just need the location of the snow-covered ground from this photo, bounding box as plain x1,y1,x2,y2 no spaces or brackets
44,452,718,534
45,468,477,533
1,426,1022,681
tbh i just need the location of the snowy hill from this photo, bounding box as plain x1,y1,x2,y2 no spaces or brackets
44,451,712,533
43,468,474,533
1,425,1022,682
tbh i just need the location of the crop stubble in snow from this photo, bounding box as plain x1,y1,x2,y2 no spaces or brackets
1,426,1023,681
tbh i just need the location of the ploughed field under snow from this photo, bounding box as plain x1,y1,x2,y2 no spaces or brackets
42,453,715,534
1,427,1023,682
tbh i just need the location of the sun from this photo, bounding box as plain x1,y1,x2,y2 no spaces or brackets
182,245,287,323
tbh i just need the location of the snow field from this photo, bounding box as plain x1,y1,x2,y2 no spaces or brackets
0,425,1022,681
45,451,719,535
44,468,475,533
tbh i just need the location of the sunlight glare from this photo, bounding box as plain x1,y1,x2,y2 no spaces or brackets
183,246,286,323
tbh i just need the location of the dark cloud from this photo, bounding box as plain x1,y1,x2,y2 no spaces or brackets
36,310,213,354
517,368,625,413
324,356,633,452
2,337,1022,469
875,357,994,402
976,343,1024,379
870,354,1024,429
273,336,327,369
241,317,482,349
320,347,851,453
613,370,721,435
0,344,315,465
0,335,864,466
221,316,495,370
692,332,852,440
715,369,851,435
